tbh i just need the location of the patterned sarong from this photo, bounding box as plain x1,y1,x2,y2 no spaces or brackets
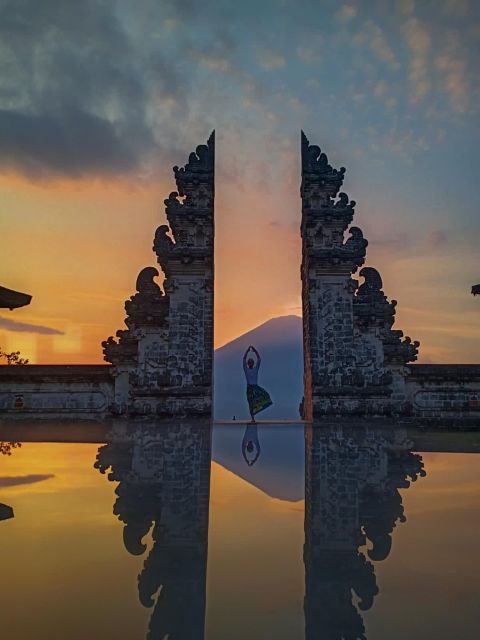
247,384,273,416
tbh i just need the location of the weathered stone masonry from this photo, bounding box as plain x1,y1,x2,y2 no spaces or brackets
102,132,215,417
300,132,480,423
301,131,419,419
0,365,114,418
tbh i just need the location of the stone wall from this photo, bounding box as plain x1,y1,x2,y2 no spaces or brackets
0,365,113,419
406,364,480,426
2,362,480,424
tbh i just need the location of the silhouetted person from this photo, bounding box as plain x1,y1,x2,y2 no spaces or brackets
243,345,272,422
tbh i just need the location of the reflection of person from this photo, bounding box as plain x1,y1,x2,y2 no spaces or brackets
243,345,272,422
242,423,261,466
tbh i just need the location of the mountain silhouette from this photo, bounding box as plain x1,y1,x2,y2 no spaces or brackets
214,315,303,420
212,423,305,502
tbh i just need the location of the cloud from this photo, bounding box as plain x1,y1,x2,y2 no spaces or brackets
336,4,358,21
0,0,475,185
397,0,415,15
306,78,321,89
0,0,187,178
355,20,400,69
0,108,143,176
425,230,448,250
0,474,55,487
385,96,397,109
196,53,231,72
442,0,470,16
297,44,322,65
373,81,388,98
0,316,64,334
403,18,431,102
436,33,470,114
372,230,411,253
258,49,286,71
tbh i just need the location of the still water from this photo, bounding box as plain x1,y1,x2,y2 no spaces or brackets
0,421,479,640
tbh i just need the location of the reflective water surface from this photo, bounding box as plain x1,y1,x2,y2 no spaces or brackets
0,421,479,639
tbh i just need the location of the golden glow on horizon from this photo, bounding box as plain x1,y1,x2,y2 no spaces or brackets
0,442,150,639
2,170,480,362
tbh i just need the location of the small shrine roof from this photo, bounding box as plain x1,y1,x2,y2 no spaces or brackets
0,286,32,309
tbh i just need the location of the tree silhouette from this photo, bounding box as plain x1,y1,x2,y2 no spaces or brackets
0,347,25,455
0,441,21,456
0,347,29,365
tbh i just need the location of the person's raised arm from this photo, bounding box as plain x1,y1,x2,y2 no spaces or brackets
251,346,261,365
243,346,251,362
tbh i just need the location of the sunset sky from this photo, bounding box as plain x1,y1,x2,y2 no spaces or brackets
1,0,479,364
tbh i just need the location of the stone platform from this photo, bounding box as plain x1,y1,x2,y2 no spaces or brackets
1,362,480,426
0,364,114,419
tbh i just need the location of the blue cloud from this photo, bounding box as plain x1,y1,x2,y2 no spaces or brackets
0,317,64,335
0,474,55,487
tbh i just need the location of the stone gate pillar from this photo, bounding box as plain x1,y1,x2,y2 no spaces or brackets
154,133,215,416
301,132,366,419
300,132,419,419
103,133,215,417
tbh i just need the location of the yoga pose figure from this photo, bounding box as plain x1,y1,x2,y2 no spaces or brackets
243,345,272,422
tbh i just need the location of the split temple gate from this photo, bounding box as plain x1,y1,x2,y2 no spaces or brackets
1,131,480,424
